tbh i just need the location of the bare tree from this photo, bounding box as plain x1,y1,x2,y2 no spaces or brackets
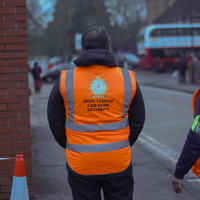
26,0,46,55
26,0,44,31
105,0,146,28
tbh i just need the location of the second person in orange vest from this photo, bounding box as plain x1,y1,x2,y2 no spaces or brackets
47,26,145,200
172,88,200,193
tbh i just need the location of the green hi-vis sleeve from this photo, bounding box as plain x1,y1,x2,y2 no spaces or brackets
192,115,200,133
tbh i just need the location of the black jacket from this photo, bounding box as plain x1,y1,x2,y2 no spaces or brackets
174,94,200,179
47,49,145,149
31,65,41,80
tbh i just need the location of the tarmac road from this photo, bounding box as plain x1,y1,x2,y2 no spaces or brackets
29,70,200,200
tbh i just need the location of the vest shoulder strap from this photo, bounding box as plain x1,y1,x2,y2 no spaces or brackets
192,89,200,116
191,89,200,177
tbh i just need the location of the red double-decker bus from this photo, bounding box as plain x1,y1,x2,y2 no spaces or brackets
137,23,200,71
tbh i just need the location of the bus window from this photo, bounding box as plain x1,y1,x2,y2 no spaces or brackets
179,48,191,58
150,29,163,37
163,49,178,58
177,28,183,36
185,49,191,58
166,28,177,36
151,28,178,37
182,28,191,36
193,28,200,35
179,49,185,57
193,48,200,57
177,28,191,36
150,49,166,58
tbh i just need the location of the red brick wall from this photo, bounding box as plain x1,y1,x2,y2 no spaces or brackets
0,0,33,199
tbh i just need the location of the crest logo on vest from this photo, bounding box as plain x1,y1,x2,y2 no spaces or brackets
88,76,109,98
82,76,113,112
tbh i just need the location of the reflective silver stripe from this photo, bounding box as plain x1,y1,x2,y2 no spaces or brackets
121,68,132,116
65,69,75,122
65,117,128,132
59,73,62,93
66,139,130,153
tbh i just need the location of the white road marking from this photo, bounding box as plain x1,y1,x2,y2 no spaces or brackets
138,132,177,164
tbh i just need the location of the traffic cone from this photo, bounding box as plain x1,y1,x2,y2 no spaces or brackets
10,155,29,200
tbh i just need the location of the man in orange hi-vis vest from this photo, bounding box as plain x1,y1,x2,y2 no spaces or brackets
47,26,145,200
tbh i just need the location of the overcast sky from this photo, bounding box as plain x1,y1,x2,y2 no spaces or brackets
38,0,56,26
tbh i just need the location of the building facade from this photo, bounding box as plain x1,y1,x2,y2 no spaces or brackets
146,0,178,25
0,0,33,199
154,0,200,24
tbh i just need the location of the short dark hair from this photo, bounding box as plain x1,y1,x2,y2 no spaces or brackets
81,26,111,51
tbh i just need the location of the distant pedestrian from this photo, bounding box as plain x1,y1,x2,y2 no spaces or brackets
177,56,187,84
47,26,145,200
31,62,42,93
172,88,200,193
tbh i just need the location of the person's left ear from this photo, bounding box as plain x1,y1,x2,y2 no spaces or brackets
109,47,111,51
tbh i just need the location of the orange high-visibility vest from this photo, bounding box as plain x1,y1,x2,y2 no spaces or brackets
191,89,200,176
60,65,136,175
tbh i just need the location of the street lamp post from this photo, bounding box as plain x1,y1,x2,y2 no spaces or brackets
190,15,195,84
189,14,200,84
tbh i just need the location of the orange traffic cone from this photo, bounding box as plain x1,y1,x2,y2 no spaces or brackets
10,155,29,200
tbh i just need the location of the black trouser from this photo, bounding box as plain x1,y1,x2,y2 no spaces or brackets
179,70,186,83
68,165,134,200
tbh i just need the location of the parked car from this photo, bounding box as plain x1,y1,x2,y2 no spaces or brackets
123,53,139,68
115,53,139,70
47,56,63,70
41,62,75,83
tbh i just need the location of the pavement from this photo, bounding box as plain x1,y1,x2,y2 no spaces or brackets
29,70,200,200
134,69,200,94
